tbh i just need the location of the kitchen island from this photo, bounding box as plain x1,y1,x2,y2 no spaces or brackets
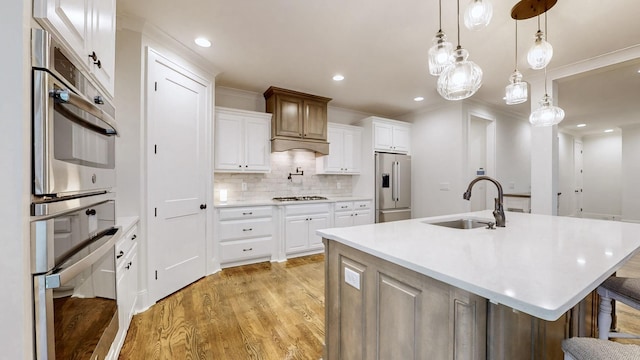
318,210,640,359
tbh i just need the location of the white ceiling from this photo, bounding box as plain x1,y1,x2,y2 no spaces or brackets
117,0,640,135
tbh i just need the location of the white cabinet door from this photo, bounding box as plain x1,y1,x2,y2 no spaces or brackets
307,214,329,249
334,211,353,228
353,209,372,226
285,215,309,254
392,124,411,154
343,128,362,173
34,0,90,63
324,127,345,172
374,122,394,151
89,0,116,95
244,117,270,171
215,113,244,171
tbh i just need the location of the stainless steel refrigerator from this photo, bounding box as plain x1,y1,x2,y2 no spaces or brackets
375,153,411,222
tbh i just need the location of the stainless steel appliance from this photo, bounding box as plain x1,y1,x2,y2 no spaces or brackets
30,28,121,360
32,28,118,200
32,194,120,360
375,153,411,222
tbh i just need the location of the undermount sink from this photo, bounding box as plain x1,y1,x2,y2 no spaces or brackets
423,218,493,229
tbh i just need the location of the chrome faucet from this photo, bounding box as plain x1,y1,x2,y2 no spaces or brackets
463,176,506,227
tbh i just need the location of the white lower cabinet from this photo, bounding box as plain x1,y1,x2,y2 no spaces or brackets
284,203,330,257
108,222,139,359
333,200,373,227
216,206,274,268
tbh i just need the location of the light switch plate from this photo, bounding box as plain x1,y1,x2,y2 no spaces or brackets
344,267,361,290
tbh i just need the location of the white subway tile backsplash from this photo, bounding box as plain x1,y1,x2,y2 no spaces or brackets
214,150,352,201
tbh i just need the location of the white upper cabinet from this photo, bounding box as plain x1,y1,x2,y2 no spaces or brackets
316,123,362,174
34,0,116,96
215,107,272,173
373,120,410,154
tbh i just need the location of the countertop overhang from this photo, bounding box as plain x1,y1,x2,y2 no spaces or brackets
317,210,640,321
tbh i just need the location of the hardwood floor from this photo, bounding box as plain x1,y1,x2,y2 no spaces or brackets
118,254,325,360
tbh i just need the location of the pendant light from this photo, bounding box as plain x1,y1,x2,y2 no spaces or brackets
529,67,564,126
437,0,483,101
428,0,453,76
464,0,493,31
505,20,528,105
527,13,553,70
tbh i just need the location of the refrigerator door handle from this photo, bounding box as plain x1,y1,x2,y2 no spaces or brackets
391,161,397,201
395,161,400,202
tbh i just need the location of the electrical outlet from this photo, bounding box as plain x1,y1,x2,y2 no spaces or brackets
344,267,360,290
241,182,247,191
439,182,450,191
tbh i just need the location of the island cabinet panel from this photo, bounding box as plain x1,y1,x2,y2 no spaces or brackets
325,240,487,360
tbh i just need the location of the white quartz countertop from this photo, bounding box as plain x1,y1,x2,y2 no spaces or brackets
317,210,640,321
213,196,372,208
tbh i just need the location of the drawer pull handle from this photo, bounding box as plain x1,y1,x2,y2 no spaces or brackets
243,228,253,232
125,261,132,270
131,234,137,240
341,206,347,209
243,248,253,252
242,212,253,215
117,250,124,259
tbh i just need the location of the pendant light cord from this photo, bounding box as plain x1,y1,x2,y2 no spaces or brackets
514,20,518,70
544,10,549,94
456,0,461,47
438,0,442,31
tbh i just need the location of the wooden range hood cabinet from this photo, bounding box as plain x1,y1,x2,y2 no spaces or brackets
264,86,331,155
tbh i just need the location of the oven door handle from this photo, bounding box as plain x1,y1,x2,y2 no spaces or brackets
52,89,119,136
45,226,122,289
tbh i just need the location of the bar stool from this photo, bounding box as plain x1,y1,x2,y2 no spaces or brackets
597,277,640,340
562,337,640,360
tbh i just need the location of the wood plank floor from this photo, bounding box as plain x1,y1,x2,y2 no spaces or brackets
118,254,325,360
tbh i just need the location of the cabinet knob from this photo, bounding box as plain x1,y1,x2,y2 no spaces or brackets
88,51,98,61
200,204,207,210
131,234,137,240
239,165,242,168
125,261,132,270
245,165,248,168
85,208,96,216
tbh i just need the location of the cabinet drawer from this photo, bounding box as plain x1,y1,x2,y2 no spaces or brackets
354,200,372,210
116,225,138,263
285,203,331,216
218,206,272,220
335,201,353,211
220,237,272,263
219,217,273,241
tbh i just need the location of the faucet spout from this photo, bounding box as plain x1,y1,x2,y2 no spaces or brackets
463,176,506,227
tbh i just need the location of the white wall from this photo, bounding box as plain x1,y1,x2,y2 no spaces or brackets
621,124,640,221
402,103,467,217
0,0,32,357
582,132,622,219
402,101,531,218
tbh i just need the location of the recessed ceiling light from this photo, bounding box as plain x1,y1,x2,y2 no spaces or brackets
413,96,424,102
332,74,345,81
194,37,211,48
576,124,586,128
604,129,614,133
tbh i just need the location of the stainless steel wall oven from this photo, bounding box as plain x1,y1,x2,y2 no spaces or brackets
31,28,120,360
32,28,118,201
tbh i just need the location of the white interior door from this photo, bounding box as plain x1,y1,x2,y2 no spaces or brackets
574,140,584,217
147,51,208,302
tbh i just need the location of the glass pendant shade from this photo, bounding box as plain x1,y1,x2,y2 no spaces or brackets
428,31,454,76
464,0,493,31
505,70,528,105
529,94,565,126
527,30,553,69
437,47,483,101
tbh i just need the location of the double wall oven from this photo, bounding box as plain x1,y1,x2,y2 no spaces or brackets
31,28,121,360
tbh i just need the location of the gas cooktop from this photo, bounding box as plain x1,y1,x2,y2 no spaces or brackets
272,196,328,201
